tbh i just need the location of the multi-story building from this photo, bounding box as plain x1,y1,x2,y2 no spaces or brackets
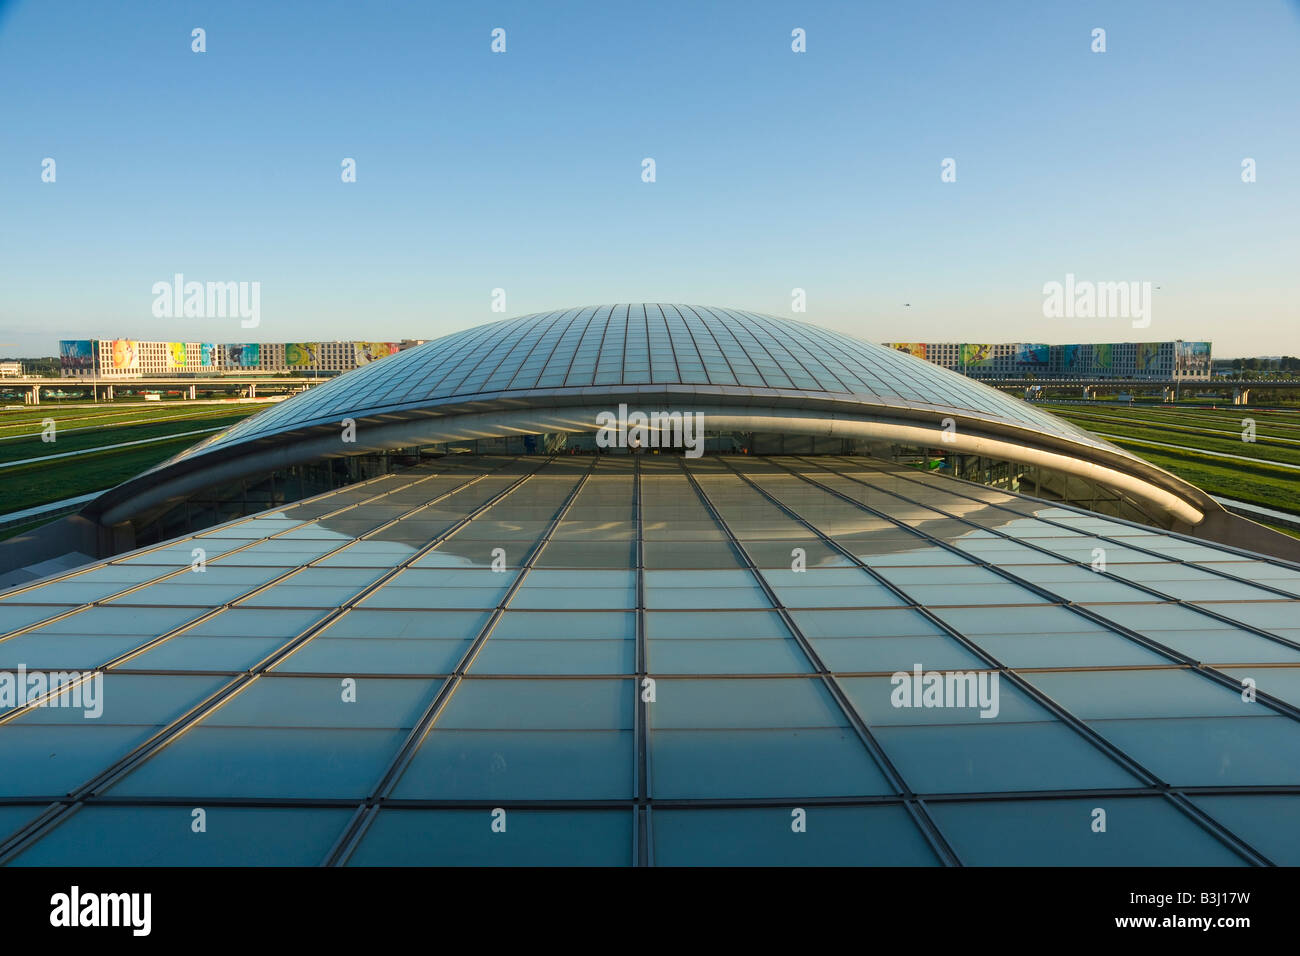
58,339,426,379
2,305,1294,867
884,341,1212,381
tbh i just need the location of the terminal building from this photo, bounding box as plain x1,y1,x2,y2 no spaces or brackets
57,339,425,379
885,341,1212,381
0,306,1295,866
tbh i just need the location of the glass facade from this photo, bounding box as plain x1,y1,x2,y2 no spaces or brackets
1,454,1297,865
126,434,1174,549
157,306,1121,470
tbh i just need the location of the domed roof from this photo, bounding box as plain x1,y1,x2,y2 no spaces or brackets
90,305,1219,530
184,305,1105,456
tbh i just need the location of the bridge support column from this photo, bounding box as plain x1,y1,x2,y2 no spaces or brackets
1163,386,1175,403
1233,387,1250,406
28,385,39,405
188,385,197,400
105,385,114,401
1083,386,1096,400
247,384,257,398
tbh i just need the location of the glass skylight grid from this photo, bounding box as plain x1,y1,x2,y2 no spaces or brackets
1,455,1296,866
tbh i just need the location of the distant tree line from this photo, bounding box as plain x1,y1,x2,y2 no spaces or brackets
1225,356,1300,372
0,356,59,375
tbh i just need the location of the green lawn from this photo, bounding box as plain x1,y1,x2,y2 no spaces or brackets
1051,417,1300,468
1039,403,1300,515
0,403,267,515
0,434,223,514
0,401,264,435
0,411,255,465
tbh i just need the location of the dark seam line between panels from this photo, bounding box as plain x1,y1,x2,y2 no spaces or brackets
62,663,1298,680
845,455,1300,606
458,316,530,394
638,304,652,384
9,782,1300,813
715,456,1277,865
771,458,1226,732
767,317,869,394
771,459,1277,863
323,457,599,866
408,324,488,401
695,307,760,385
0,456,536,856
726,309,825,391
852,460,1300,661
487,310,564,392
795,456,1300,720
618,304,637,383
666,305,713,385
0,467,424,623
503,309,578,392
874,455,1300,589
704,456,993,867
785,318,878,393
695,308,757,385
0,457,553,866
617,303,630,382
803,456,1300,665
0,466,474,681
558,307,600,386
36,468,443,604
94,462,522,678
717,309,801,390
675,457,963,867
679,305,739,387
518,308,585,390
4,460,1294,862
450,317,532,397
783,316,869,393
763,457,1275,866
890,450,1300,572
643,304,655,379
590,305,616,386
634,456,650,866
653,304,684,386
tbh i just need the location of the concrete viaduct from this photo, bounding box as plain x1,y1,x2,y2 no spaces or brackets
9,375,1300,406
5,376,323,405
983,378,1300,405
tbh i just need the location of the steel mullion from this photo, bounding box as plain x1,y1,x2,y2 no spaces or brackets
0,467,414,607
324,456,601,866
676,457,962,866
634,456,650,866
92,461,518,678
867,453,1300,597
15,779,1300,811
875,452,1300,575
557,307,600,386
0,461,482,641
0,465,500,726
796,456,1300,722
0,457,553,865
765,456,1273,865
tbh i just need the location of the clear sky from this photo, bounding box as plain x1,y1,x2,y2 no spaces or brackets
1,0,1297,357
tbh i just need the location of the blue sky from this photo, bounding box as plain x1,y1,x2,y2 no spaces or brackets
1,0,1297,356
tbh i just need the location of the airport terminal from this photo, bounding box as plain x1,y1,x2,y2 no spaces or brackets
0,306,1297,865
